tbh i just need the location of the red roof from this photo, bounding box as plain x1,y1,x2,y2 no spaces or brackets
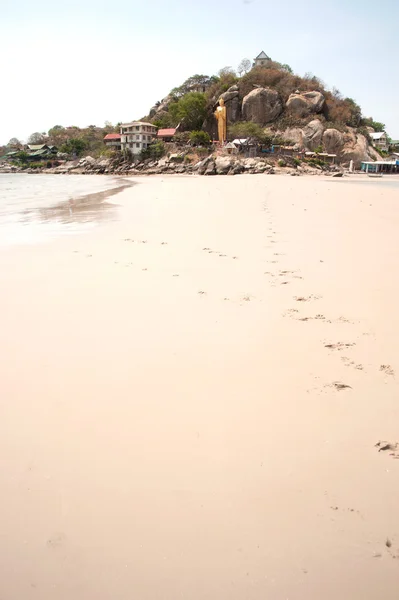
157,128,176,137
104,133,121,140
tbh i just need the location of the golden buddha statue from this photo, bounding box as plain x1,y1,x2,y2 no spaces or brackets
214,97,227,143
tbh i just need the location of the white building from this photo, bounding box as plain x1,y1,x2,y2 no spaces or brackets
120,121,158,154
253,50,271,68
370,131,389,152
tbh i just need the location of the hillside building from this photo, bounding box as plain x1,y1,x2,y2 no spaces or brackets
253,51,271,68
120,121,157,154
370,131,389,152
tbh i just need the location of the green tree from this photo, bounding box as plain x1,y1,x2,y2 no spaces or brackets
140,141,166,160
280,63,293,73
189,131,211,146
361,117,386,132
59,138,87,156
169,92,207,131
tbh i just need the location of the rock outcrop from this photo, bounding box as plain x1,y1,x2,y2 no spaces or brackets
242,87,283,125
340,131,381,167
219,85,241,123
302,119,324,150
322,128,345,154
149,94,174,118
219,85,239,104
286,91,325,117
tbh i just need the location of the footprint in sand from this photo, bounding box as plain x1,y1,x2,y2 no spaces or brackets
341,357,363,370
329,382,352,391
294,295,321,302
380,364,395,376
375,441,399,459
325,342,356,351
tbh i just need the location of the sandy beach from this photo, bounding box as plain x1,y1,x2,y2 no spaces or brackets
1,174,399,599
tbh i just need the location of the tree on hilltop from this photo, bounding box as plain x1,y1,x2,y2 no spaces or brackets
237,58,251,77
28,132,46,144
7,137,22,147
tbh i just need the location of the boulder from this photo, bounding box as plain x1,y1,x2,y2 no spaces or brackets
302,119,324,150
280,127,303,146
218,85,241,123
243,158,258,170
219,85,239,104
150,95,174,117
204,160,216,175
254,163,268,173
340,130,381,167
286,91,325,118
322,128,344,154
230,162,245,175
228,96,241,123
195,155,213,175
242,87,283,125
215,156,235,175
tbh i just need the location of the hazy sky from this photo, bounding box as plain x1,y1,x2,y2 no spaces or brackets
1,0,397,144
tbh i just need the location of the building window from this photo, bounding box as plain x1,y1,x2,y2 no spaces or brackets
136,135,140,140
136,142,140,148
135,126,139,131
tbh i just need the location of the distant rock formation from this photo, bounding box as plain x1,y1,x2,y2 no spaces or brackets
242,87,283,125
286,91,325,117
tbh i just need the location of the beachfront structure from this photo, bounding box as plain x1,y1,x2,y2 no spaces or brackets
360,159,399,174
253,51,271,68
27,144,57,154
370,131,389,152
120,121,157,155
157,128,177,142
103,133,121,150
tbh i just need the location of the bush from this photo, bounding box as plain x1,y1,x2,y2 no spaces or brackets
174,131,190,145
140,141,166,161
293,158,301,166
189,130,211,146
360,117,385,132
278,159,286,167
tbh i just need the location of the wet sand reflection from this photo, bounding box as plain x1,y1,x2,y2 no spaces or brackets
21,179,134,226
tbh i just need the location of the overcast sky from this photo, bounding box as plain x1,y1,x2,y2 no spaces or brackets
1,0,397,144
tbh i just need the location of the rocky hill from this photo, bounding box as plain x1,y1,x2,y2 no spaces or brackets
147,64,383,167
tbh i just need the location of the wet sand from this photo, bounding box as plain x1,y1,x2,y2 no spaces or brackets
1,174,399,599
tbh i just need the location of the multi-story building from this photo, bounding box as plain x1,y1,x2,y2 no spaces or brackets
120,121,158,154
370,131,389,152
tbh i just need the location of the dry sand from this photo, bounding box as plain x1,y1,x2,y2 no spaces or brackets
1,174,399,599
